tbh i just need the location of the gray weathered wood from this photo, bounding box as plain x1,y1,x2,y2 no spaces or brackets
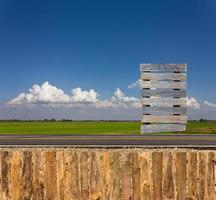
141,97,187,107
142,107,186,115
141,80,186,89
141,89,186,98
141,115,187,123
141,124,186,133
140,64,187,72
140,72,187,81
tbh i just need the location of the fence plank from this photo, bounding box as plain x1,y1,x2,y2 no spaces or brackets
162,152,175,200
186,152,198,200
141,80,186,89
113,152,121,200
142,107,186,115
141,124,186,133
142,115,187,124
140,64,187,72
141,97,187,107
141,72,187,81
120,153,132,200
175,152,186,200
141,89,186,98
152,152,163,200
140,152,152,200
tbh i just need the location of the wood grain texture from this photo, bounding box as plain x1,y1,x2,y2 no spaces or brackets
141,124,186,133
142,106,186,115
141,97,187,107
0,149,215,200
142,115,187,124
141,72,187,81
141,80,186,89
140,63,187,72
141,89,186,98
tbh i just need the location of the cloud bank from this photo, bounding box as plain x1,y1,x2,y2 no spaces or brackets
7,81,140,109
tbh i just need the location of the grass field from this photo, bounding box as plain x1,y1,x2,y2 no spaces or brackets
0,121,215,134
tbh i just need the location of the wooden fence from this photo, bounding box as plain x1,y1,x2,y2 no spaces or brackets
140,64,187,133
0,148,215,200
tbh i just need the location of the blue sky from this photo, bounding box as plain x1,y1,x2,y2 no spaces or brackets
0,0,216,119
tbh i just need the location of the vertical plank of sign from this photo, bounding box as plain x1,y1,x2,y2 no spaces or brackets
152,152,163,200
80,151,90,200
32,150,45,200
140,152,152,200
102,151,113,200
1,151,12,200
132,152,141,200
186,152,198,200
198,152,207,200
64,151,72,199
21,151,33,200
120,152,132,200
113,151,121,200
89,151,102,200
206,152,216,200
56,151,65,200
45,151,57,200
162,152,175,200
9,151,22,200
175,152,186,200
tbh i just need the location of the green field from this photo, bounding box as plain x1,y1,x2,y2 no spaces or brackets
0,121,215,134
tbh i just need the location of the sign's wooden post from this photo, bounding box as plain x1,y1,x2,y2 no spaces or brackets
140,64,187,133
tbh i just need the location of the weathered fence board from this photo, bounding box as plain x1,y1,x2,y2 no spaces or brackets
142,107,187,115
142,115,187,124
141,124,186,133
141,89,186,98
141,72,187,81
140,63,187,133
0,149,215,200
140,64,187,72
141,80,186,89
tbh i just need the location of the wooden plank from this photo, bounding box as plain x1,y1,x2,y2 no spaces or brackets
152,152,163,200
162,152,175,200
198,152,207,200
141,124,186,133
9,151,22,200
45,151,57,200
139,152,152,200
140,63,187,72
175,152,186,200
141,89,186,98
142,115,187,124
132,152,141,200
141,97,187,107
102,152,113,200
32,151,45,200
120,153,132,200
141,80,186,89
141,72,187,81
142,107,186,115
186,152,198,200
1,151,12,200
206,152,216,200
80,152,90,200
112,152,121,200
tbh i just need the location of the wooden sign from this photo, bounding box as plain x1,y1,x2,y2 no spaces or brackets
140,64,187,133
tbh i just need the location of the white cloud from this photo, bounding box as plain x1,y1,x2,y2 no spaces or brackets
7,82,140,109
204,101,216,108
128,79,142,89
187,97,200,110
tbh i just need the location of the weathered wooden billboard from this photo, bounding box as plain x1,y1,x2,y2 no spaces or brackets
140,64,187,133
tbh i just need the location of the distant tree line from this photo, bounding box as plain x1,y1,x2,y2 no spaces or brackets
0,119,141,122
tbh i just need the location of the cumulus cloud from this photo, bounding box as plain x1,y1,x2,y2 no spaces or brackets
7,82,140,109
204,101,216,108
128,79,142,89
187,97,200,110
